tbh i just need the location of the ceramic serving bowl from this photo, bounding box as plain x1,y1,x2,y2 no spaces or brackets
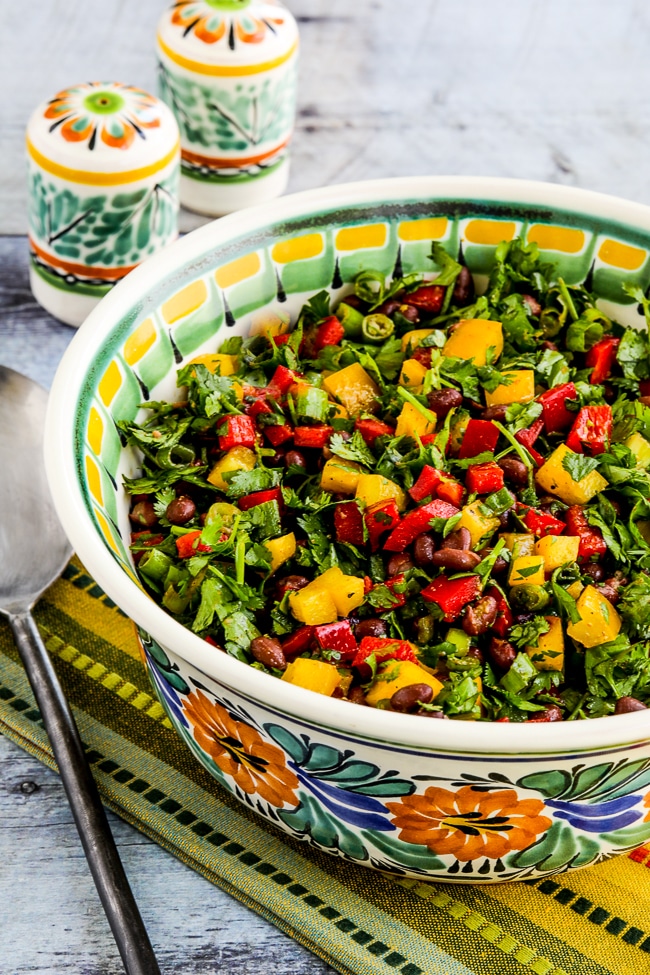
45,176,650,884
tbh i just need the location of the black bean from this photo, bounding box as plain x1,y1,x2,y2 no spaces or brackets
355,618,388,640
413,533,437,567
462,595,498,636
452,265,475,305
427,388,463,419
488,637,516,671
250,636,287,671
481,405,508,421
275,575,310,598
440,527,471,551
285,449,307,470
430,549,481,572
614,697,648,714
522,293,542,317
583,563,605,583
390,683,434,713
166,495,196,526
348,686,368,706
129,500,158,528
497,456,529,487
387,553,413,576
527,705,563,722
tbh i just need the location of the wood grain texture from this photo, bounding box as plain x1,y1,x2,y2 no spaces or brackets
0,734,335,975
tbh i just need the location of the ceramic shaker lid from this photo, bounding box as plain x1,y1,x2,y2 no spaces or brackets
26,82,180,328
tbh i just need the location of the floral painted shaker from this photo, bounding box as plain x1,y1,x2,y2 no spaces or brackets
156,0,299,216
26,82,180,327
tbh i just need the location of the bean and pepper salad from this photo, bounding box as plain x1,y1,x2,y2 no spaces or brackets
121,238,650,722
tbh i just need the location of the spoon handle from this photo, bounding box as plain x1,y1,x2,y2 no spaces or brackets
9,609,162,975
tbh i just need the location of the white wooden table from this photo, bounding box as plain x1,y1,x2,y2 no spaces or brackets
3,0,650,971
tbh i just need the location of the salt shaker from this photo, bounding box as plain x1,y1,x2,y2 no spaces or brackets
26,82,180,327
156,0,299,216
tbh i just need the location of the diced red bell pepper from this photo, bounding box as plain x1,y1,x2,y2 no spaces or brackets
412,346,433,368
238,487,283,511
281,625,315,658
421,574,482,622
487,586,513,637
459,419,500,459
176,530,212,559
293,425,333,448
528,445,545,467
334,500,365,546
421,433,438,447
130,530,165,562
537,382,577,433
204,635,222,648
465,462,504,495
403,284,445,313
436,475,464,507
218,414,256,450
271,364,301,394
246,398,274,419
566,405,612,456
272,333,291,346
314,620,358,660
352,636,417,678
314,315,345,351
409,465,443,502
355,418,395,444
521,507,565,537
585,336,620,385
384,499,460,552
365,499,401,552
515,418,544,449
264,423,294,447
565,505,607,561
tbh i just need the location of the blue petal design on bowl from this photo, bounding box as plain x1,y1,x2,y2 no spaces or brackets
546,794,643,832
293,766,395,831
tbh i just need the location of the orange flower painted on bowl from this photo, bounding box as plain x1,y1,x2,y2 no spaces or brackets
386,785,551,862
182,688,299,807
44,82,161,151
643,790,650,822
171,1,282,45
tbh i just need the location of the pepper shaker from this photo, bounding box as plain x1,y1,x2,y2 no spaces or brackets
156,0,299,216
26,82,180,327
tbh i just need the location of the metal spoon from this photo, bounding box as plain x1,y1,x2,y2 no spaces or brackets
0,365,161,975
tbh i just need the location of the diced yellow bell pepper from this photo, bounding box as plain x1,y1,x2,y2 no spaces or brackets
566,580,584,600
485,370,535,407
526,616,564,672
395,401,436,439
534,535,580,572
458,500,501,550
356,473,407,511
399,358,429,390
282,658,341,696
401,328,435,352
288,585,338,625
365,660,443,706
625,432,650,469
322,363,379,416
536,444,608,505
320,459,362,495
264,532,296,573
567,585,622,647
207,446,256,491
501,533,536,557
442,319,503,366
188,353,239,376
509,555,545,587
315,566,366,616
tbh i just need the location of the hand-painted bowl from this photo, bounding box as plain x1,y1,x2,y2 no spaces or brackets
45,177,650,883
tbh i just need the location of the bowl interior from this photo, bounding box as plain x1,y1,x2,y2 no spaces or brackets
50,176,650,752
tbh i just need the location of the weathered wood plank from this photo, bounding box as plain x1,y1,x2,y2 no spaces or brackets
0,734,336,974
